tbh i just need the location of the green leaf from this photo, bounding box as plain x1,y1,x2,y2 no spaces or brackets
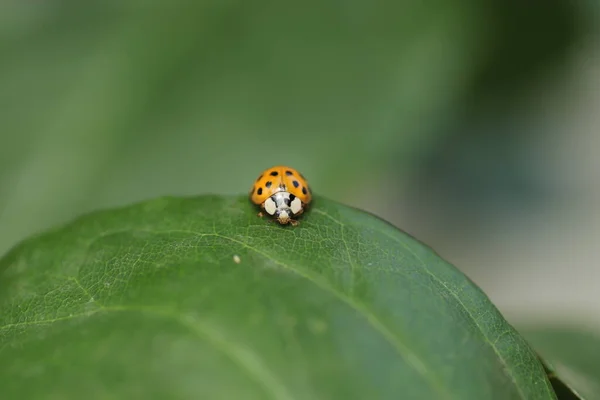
520,325,600,400
0,195,554,399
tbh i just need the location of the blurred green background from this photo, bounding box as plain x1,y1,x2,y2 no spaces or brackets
1,1,598,331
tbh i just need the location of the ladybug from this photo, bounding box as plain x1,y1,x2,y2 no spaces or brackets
249,166,312,226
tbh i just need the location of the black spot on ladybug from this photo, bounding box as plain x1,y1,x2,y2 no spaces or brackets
289,194,296,201
302,187,307,195
270,171,278,176
265,181,272,188
285,170,293,176
257,174,263,181
292,180,299,188
257,187,263,195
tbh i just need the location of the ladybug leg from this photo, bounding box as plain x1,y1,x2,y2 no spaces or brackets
289,219,299,227
257,204,273,223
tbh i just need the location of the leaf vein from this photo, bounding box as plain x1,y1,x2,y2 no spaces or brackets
103,305,297,400
204,230,450,398
99,227,451,397
320,209,537,400
0,310,101,331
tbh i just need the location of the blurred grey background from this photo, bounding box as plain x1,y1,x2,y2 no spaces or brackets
1,1,598,329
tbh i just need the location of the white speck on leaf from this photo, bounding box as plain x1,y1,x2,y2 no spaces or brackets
233,255,241,264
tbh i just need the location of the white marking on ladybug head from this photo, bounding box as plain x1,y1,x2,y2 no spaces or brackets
264,197,277,215
290,196,302,214
267,191,303,224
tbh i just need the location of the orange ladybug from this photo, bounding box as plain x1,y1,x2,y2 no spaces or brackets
249,166,312,226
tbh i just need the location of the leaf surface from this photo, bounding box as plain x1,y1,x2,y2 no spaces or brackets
0,196,554,399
